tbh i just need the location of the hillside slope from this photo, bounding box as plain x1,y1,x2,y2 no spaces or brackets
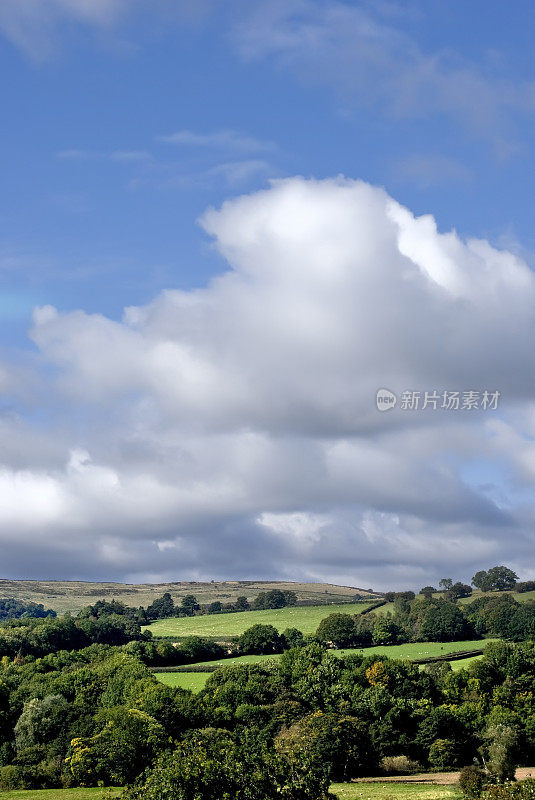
0,579,382,615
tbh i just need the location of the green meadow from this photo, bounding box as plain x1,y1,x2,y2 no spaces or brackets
154,639,492,692
0,790,121,800
154,671,212,692
143,602,374,637
331,783,461,800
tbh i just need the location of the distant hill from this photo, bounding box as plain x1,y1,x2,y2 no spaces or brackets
0,579,383,615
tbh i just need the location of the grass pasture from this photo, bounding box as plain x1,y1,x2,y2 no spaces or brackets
331,782,460,800
154,671,212,692
154,639,493,692
335,639,493,661
143,602,374,638
0,789,121,800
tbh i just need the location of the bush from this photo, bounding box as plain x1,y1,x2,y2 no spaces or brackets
459,766,487,799
380,755,422,775
0,765,23,790
483,780,535,800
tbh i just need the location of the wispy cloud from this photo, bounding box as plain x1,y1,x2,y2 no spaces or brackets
57,148,154,162
56,135,279,190
0,0,130,60
158,128,276,154
392,154,473,189
231,0,535,153
109,150,154,162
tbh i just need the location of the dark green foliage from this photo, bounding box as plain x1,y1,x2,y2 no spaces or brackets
417,599,473,641
459,765,487,798
252,589,288,610
446,582,473,600
0,599,56,621
421,586,437,597
282,628,305,649
515,581,535,593
146,592,175,620
235,595,250,611
472,566,519,592
238,624,282,654
123,727,331,800
181,595,200,616
316,613,357,647
465,594,535,640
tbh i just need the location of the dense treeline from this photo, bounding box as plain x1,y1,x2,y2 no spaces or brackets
143,588,298,620
0,613,149,660
1,638,535,794
0,599,56,621
1,584,534,668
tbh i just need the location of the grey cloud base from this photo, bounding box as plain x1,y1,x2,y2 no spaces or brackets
1,177,534,589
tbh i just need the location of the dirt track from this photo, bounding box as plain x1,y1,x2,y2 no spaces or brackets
354,768,535,785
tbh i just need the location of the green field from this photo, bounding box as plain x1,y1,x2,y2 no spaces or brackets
143,602,374,638
450,654,483,671
154,671,212,691
335,639,492,661
154,639,492,692
181,638,492,669
331,783,460,800
0,789,120,800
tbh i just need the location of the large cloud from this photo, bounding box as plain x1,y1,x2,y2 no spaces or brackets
2,176,535,588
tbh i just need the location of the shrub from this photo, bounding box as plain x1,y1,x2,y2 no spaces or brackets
459,765,487,799
0,765,23,790
483,780,535,800
380,755,422,775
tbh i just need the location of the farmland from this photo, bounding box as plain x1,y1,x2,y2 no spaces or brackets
143,601,375,637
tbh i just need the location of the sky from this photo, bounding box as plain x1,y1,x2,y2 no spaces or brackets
1,0,535,590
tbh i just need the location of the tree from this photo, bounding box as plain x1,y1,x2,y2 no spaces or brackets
420,586,437,598
283,590,298,606
316,614,357,648
372,617,403,645
472,567,519,593
180,595,199,616
487,566,519,591
485,724,518,782
282,628,304,649
439,578,453,591
275,711,374,781
446,582,472,601
122,728,330,800
252,590,287,610
68,707,167,786
146,593,175,619
208,601,223,614
238,624,282,654
472,570,493,592
235,596,250,611
419,600,472,642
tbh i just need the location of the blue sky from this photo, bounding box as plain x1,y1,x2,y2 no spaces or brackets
1,1,535,588
3,0,535,326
